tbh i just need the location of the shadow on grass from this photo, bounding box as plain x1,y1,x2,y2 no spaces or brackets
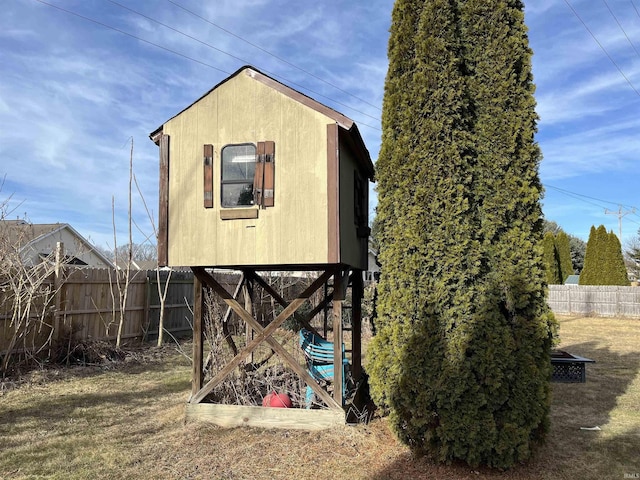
0,366,190,450
544,340,640,478
370,340,640,480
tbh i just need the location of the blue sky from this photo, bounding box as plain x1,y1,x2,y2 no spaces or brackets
1,0,639,252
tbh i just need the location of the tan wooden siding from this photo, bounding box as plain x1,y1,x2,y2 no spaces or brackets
162,72,331,267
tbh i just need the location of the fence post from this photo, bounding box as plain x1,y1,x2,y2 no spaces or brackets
143,273,151,341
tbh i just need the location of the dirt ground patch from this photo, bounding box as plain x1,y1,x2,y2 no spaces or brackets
1,316,639,479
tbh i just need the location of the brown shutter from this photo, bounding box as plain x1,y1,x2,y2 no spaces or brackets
203,144,213,208
263,141,275,207
253,141,265,206
158,134,170,267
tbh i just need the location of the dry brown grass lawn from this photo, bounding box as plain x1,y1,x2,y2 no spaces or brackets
1,316,639,479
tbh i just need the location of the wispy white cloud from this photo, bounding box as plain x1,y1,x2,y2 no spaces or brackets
525,0,563,16
0,0,638,248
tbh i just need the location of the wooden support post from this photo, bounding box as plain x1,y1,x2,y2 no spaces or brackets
351,270,363,381
192,273,204,400
333,269,345,406
323,280,329,337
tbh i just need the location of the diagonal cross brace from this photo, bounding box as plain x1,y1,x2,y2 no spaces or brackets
190,268,341,410
246,270,325,338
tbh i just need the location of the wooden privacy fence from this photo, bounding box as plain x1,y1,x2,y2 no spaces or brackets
548,285,640,318
0,268,196,356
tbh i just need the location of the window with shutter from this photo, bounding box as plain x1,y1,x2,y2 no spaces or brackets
221,144,256,207
253,141,275,208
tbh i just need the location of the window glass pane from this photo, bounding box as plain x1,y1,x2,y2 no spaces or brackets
222,144,256,181
222,183,254,207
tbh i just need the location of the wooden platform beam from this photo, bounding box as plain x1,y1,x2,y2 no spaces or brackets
186,403,344,431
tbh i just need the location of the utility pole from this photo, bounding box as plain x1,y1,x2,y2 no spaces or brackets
605,205,636,240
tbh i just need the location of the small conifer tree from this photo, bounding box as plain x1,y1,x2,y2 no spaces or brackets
556,231,574,282
580,226,600,285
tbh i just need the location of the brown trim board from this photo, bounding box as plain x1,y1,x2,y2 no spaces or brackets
327,123,340,264
158,134,169,266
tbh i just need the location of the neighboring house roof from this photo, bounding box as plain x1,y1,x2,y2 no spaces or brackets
2,220,59,247
0,220,114,268
114,259,159,271
149,65,375,181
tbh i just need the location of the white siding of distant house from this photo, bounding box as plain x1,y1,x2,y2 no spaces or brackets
21,226,112,268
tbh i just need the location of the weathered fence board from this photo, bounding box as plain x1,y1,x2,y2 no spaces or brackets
548,285,640,318
0,268,262,359
0,268,197,355
145,270,196,341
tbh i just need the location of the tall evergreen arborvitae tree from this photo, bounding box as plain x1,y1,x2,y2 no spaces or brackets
369,0,480,429
581,225,607,285
369,0,555,469
543,232,561,284
606,231,630,285
457,0,554,466
580,226,599,285
544,220,586,274
580,226,629,285
556,231,574,282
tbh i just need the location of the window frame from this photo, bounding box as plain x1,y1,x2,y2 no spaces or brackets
220,143,257,208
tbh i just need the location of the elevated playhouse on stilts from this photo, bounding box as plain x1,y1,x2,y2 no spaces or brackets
150,66,375,429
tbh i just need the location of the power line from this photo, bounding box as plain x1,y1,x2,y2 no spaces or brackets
166,0,383,113
605,205,637,239
544,184,640,233
602,0,640,59
33,0,231,75
546,187,612,211
544,184,632,209
632,0,640,20
105,0,247,71
104,0,381,128
34,0,381,132
563,0,640,97
544,184,640,228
